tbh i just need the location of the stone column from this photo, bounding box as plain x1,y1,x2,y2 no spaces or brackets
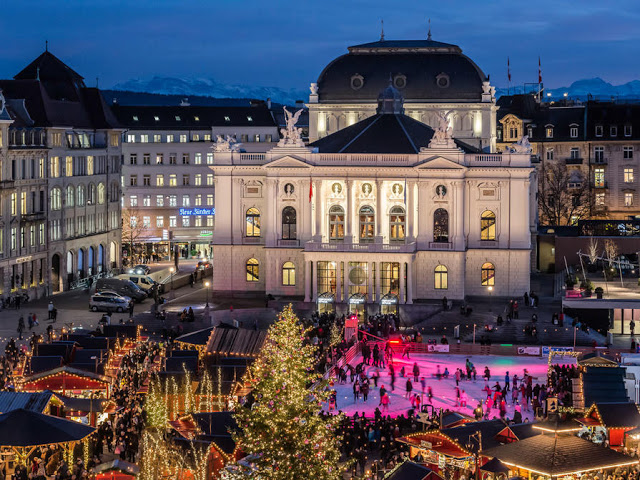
367,261,374,303
407,180,416,241
304,260,311,302
416,181,429,248
375,261,381,302
265,179,276,247
344,259,350,303
307,178,314,241
314,179,324,242
335,261,342,303
453,181,464,249
375,180,383,240
311,261,318,302
406,259,414,304
345,180,354,243
399,262,406,304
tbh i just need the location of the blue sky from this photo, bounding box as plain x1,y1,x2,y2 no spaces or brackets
1,0,639,90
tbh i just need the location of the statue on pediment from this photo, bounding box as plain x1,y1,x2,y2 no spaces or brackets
213,134,242,152
428,111,456,149
509,135,532,154
277,107,305,148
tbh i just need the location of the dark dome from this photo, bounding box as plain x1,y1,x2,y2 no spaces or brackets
316,39,487,103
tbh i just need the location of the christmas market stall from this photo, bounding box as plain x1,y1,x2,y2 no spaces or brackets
383,460,445,480
204,325,266,362
577,402,640,448
175,327,215,356
94,459,139,479
480,418,639,479
0,391,63,416
18,365,112,397
478,457,509,480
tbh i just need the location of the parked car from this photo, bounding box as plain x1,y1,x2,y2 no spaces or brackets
117,274,164,294
129,264,151,275
197,260,212,271
89,294,130,313
95,278,147,302
96,290,132,303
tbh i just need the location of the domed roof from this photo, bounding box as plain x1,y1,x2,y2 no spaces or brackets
316,38,487,103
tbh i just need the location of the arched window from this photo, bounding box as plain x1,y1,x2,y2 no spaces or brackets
481,210,496,241
50,188,61,211
77,185,85,206
246,208,261,237
109,182,119,203
389,206,405,241
282,207,297,240
97,183,105,204
66,186,74,207
329,205,344,241
359,205,375,243
246,258,259,282
282,261,295,286
88,183,96,205
481,262,495,286
434,208,449,242
435,265,448,289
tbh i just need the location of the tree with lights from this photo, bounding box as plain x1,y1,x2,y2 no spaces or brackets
231,304,345,479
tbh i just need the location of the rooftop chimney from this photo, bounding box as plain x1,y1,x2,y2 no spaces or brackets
180,98,190,106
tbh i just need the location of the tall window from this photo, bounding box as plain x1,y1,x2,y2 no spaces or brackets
435,265,448,289
282,261,296,286
481,262,495,286
359,205,375,243
246,208,261,237
625,168,634,183
329,205,344,241
246,258,259,282
97,183,105,204
77,185,85,206
480,210,496,241
389,206,405,241
625,193,634,207
594,146,604,162
381,262,400,295
50,188,61,211
433,208,449,242
624,146,634,159
282,207,297,240
88,184,95,205
594,168,605,188
66,186,74,207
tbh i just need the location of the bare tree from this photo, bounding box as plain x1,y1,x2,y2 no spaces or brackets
604,238,619,268
121,206,149,263
587,237,599,264
538,162,591,226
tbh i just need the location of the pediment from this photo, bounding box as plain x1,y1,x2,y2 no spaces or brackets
263,155,311,169
414,156,467,170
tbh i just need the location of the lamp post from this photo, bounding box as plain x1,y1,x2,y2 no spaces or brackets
169,267,175,292
488,286,493,312
205,281,210,308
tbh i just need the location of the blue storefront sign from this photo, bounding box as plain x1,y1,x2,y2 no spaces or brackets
179,208,215,216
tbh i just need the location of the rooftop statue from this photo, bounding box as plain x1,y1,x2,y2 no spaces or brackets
509,135,532,154
278,107,305,147
428,111,456,149
213,134,242,153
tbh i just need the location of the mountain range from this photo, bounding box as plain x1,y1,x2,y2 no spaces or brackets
109,76,640,106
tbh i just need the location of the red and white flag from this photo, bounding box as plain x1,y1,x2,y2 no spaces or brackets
538,56,542,84
309,178,313,203
508,57,511,82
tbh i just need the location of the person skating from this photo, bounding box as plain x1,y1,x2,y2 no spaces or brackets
405,378,413,399
413,362,420,382
48,301,54,320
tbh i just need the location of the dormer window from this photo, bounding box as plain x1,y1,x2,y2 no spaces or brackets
545,126,554,139
132,116,139,122
570,125,578,138
625,125,633,137
175,116,181,121
194,116,200,121
351,74,364,90
247,116,253,122
595,125,603,137
611,126,618,137
154,116,160,121
224,116,231,122
527,126,534,138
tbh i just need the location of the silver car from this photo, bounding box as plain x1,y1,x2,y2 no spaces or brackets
89,294,130,313
95,290,132,303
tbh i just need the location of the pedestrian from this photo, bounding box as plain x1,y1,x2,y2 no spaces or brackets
362,382,369,402
413,362,420,382
402,344,410,359
189,273,194,288
353,381,360,403
52,307,57,323
460,390,468,407
632,320,636,336
427,386,433,404
17,316,24,340
484,366,491,381
405,378,413,399
455,368,461,386
381,392,390,412
505,371,510,391
420,376,426,395
129,301,134,319
48,301,54,320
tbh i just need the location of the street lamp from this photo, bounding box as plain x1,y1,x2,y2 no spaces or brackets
205,281,210,308
169,267,175,292
488,286,493,312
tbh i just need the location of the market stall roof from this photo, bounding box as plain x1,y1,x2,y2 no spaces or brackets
397,431,472,459
175,327,214,347
0,408,95,447
480,457,510,474
28,356,64,374
579,402,640,429
579,352,619,367
0,391,54,414
170,412,238,455
385,461,444,480
531,417,582,433
582,366,629,405
481,433,639,477
441,419,515,452
94,459,139,475
205,327,267,359
21,365,111,392
55,395,107,414
441,412,474,429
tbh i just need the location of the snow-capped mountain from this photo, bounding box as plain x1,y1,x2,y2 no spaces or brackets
111,76,308,106
495,77,640,100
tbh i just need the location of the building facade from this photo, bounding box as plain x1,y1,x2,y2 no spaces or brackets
115,104,279,261
211,89,535,316
308,35,498,151
0,51,122,295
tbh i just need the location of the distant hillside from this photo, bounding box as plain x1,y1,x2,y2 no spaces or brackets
101,90,260,107
495,77,640,101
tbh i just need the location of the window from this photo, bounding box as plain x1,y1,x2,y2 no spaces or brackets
50,157,60,178
195,194,202,206
39,224,44,245
182,195,190,207
156,195,164,206
10,193,16,216
625,168,634,183
527,126,533,138
480,210,496,241
10,228,16,250
282,206,297,240
51,132,62,146
570,147,580,159
509,127,518,140
156,174,164,186
168,195,177,207
130,195,138,207
169,154,177,165
594,168,605,187
130,154,138,165
545,126,553,139
66,186,74,207
143,216,151,228
389,206,405,241
207,194,213,206
241,134,248,142
624,146,634,159
481,262,495,286
626,193,634,207
143,195,151,207
254,134,260,142
169,216,177,227
246,258,259,282
182,154,189,165
359,205,375,243
180,134,187,143
611,126,618,137
127,134,136,143
87,156,94,175
166,134,174,143
206,174,214,185
546,149,553,161
65,156,73,177
433,208,449,242
97,183,105,204
143,175,151,186
130,175,138,186
596,193,605,206
153,134,162,143
282,261,295,286
169,174,177,186
570,126,578,138
77,185,85,206
140,135,148,143
156,216,164,228
20,192,26,214
594,146,605,163
206,153,214,164
435,265,448,290
156,154,163,165
625,125,633,137
595,125,603,137
204,134,211,141
141,154,149,165
182,174,190,186
329,205,345,241
195,216,202,227
224,116,231,122
246,208,261,237
110,133,119,146
195,174,202,186
207,215,214,227
51,188,61,210
194,153,202,165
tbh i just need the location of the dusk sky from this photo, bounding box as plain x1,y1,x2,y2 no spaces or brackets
1,0,640,91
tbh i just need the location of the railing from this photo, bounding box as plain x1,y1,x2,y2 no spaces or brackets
239,153,266,162
565,157,584,165
317,153,412,166
21,212,46,222
593,157,608,165
472,154,503,162
69,271,110,290
243,236,263,245
304,241,416,253
277,239,300,247
428,242,453,250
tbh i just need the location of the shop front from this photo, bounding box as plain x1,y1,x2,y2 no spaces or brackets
380,293,399,315
317,292,335,314
349,293,366,317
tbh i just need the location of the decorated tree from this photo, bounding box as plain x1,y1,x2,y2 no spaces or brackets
231,304,344,479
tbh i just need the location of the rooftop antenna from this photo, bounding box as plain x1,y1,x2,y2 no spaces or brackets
427,18,432,40
380,19,385,41
45,40,48,52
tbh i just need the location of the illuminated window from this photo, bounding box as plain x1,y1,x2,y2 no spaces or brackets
246,208,261,237
329,205,344,241
389,206,405,241
282,261,295,286
481,262,495,286
195,174,202,186
435,265,448,290
169,174,177,187
625,193,634,207
169,216,177,227
480,211,496,241
624,168,634,183
156,216,164,228
282,207,296,240
433,208,449,242
246,258,259,282
206,194,213,206
594,168,605,188
156,174,164,187
359,205,375,243
156,195,164,207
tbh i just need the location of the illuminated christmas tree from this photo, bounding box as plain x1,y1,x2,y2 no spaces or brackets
231,304,344,479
